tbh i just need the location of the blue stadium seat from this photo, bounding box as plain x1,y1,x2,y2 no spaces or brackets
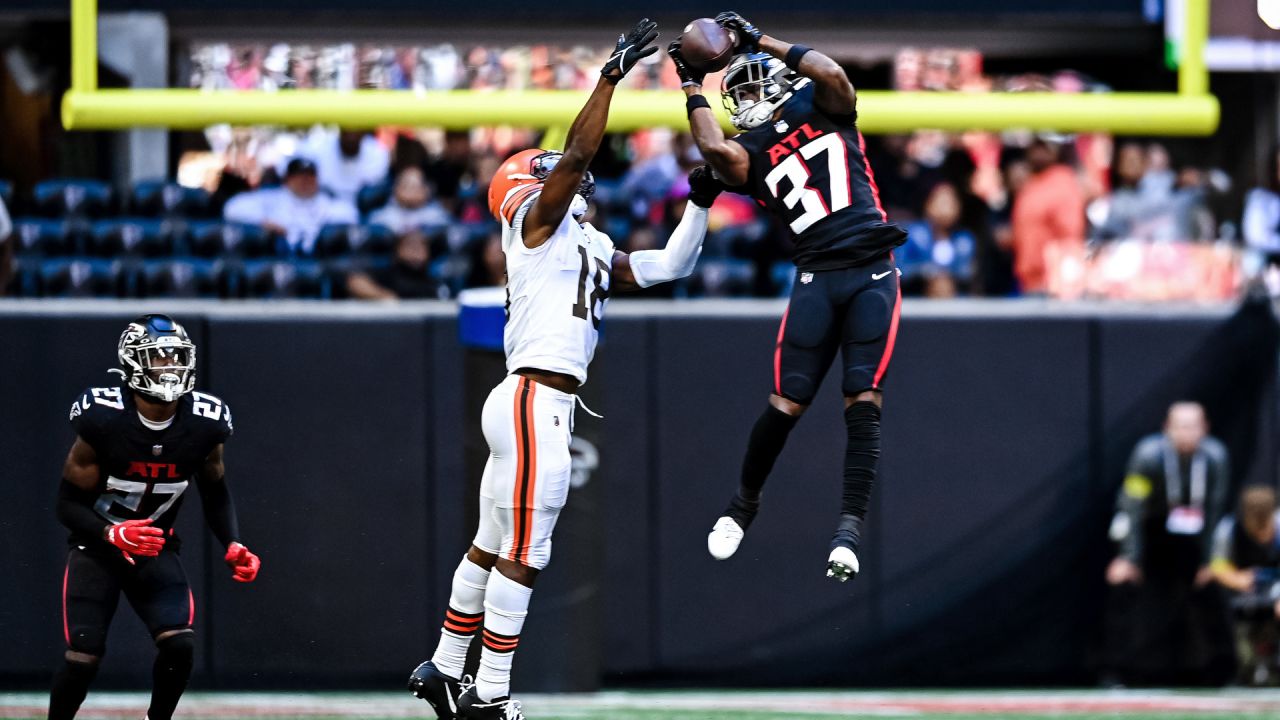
6,257,41,296
131,180,212,218
38,258,114,297
689,258,757,297
245,259,327,299
111,258,149,298
11,217,87,257
145,258,218,298
32,179,112,219
356,182,392,217
317,223,395,258
90,219,177,258
188,222,274,259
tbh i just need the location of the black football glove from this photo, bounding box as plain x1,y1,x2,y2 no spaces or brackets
601,18,660,85
687,165,725,209
714,11,763,54
667,40,707,88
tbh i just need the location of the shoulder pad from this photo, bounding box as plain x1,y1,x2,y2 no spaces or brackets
189,391,234,442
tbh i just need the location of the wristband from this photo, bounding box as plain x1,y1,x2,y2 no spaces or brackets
784,45,813,71
686,94,712,118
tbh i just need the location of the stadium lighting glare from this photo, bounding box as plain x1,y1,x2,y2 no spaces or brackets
1261,0,1280,30
61,0,1220,136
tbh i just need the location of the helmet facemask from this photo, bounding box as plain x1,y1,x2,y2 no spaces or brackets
529,151,596,203
118,319,197,403
721,53,804,130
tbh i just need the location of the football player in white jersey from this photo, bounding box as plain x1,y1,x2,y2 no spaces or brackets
407,18,725,720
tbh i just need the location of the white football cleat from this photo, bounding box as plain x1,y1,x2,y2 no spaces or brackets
826,545,860,582
707,516,746,560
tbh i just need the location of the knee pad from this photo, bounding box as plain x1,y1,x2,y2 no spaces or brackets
155,631,195,669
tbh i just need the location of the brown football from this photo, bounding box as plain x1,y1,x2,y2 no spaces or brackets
679,18,736,73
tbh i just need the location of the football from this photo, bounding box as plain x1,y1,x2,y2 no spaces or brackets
679,18,736,73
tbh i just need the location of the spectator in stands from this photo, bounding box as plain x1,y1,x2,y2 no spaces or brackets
297,128,391,203
223,158,358,255
1093,141,1156,241
900,182,976,297
1210,485,1280,685
984,147,1026,297
1169,164,1216,242
346,228,443,300
1244,146,1280,267
1011,139,1085,295
1104,401,1234,685
425,130,472,203
369,166,452,233
942,149,997,295
464,231,506,289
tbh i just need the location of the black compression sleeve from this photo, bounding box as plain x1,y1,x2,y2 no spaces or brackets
57,480,108,540
197,476,240,548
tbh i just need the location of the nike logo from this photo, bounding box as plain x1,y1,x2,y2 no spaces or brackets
871,269,897,280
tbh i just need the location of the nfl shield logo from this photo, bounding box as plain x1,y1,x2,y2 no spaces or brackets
774,120,789,134
800,272,814,284
152,444,163,456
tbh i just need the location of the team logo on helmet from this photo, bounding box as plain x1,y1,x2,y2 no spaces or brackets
117,314,197,403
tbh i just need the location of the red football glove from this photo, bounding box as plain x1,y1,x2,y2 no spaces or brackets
105,519,165,558
224,542,261,583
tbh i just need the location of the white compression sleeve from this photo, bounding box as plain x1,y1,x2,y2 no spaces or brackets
628,202,710,288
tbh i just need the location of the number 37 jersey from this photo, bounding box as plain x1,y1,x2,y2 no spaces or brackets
502,195,614,386
67,385,233,550
731,82,906,272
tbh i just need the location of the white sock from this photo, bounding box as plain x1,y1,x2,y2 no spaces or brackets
430,556,491,679
475,572,532,702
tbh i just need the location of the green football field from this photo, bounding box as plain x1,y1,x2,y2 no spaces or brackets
5,689,1280,720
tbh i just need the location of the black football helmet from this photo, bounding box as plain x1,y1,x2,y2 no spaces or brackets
116,314,196,402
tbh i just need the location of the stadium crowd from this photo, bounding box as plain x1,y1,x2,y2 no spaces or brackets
1,124,1276,301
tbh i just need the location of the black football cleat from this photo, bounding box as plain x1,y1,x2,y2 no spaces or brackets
408,660,470,719
458,687,526,719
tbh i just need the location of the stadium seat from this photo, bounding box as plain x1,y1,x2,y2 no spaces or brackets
245,259,327,299
188,222,274,258
11,217,87,257
89,219,177,258
38,258,114,297
770,261,797,297
317,223,395,258
131,180,212,218
32,179,112,219
6,257,41,296
689,258,757,297
356,182,392,217
111,258,149,298
145,258,218,298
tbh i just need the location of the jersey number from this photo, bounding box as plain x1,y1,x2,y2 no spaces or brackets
764,133,851,234
192,392,223,421
572,246,610,329
90,387,124,410
94,477,189,524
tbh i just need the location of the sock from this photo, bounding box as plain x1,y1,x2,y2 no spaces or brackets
738,404,800,502
431,556,491,680
475,572,532,702
147,633,194,720
48,657,99,720
837,401,881,550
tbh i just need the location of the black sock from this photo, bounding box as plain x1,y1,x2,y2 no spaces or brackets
723,493,761,530
48,657,98,720
837,401,882,549
148,633,194,720
739,404,800,501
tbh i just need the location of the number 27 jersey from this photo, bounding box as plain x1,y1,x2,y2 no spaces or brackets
502,194,614,386
731,82,906,272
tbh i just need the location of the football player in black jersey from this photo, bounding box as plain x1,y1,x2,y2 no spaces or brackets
49,314,260,720
670,13,907,582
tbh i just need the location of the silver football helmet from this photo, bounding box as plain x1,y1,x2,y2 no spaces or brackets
721,52,808,130
116,314,196,402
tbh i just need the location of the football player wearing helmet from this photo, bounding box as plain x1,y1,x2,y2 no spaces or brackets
670,13,908,582
408,19,724,720
49,314,259,720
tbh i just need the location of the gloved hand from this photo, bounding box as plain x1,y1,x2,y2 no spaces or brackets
224,541,261,583
601,18,660,84
688,165,726,209
105,519,165,558
715,11,763,54
667,40,706,88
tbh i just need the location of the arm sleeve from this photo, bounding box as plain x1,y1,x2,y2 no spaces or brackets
1116,440,1158,563
627,202,709,288
57,480,108,540
197,475,241,549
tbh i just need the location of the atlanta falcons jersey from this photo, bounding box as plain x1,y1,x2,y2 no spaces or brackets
501,194,614,385
68,385,233,551
731,82,906,271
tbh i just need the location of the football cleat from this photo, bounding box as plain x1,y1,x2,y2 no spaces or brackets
826,545,860,583
408,660,471,719
458,688,525,720
707,516,746,560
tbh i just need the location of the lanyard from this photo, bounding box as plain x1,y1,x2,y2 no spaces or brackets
1163,442,1206,509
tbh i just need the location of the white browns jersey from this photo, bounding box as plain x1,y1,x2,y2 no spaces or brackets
502,192,614,385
